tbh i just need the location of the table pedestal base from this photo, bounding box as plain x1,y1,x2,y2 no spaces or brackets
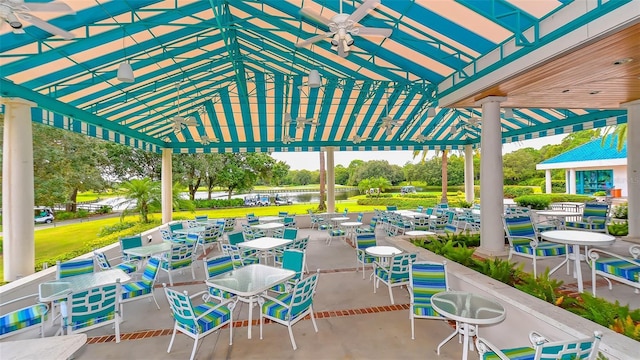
437,322,476,360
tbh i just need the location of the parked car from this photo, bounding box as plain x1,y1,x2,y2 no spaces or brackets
274,194,292,205
244,194,271,206
34,207,54,224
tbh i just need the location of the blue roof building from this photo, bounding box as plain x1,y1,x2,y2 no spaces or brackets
537,136,627,196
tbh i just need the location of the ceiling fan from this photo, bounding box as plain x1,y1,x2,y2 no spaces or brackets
199,135,218,146
296,0,392,57
285,113,319,128
0,0,75,39
282,134,299,145
352,134,369,144
377,91,403,135
170,82,198,133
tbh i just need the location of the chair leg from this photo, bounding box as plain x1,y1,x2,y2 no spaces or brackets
190,336,199,360
168,271,174,286
152,292,160,310
167,327,177,353
532,258,537,277
287,323,297,350
410,314,415,340
259,311,263,340
388,282,395,304
115,313,121,343
310,307,318,333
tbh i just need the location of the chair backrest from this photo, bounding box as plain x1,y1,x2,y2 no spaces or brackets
57,258,95,279
389,253,417,278
582,202,609,221
287,271,320,318
282,249,305,282
503,214,537,245
224,218,236,232
67,280,120,332
160,228,173,242
227,231,245,245
246,215,259,226
221,243,244,268
343,208,348,216
168,223,184,232
165,243,195,269
413,216,430,227
409,261,448,306
357,213,364,222
203,255,234,280
278,211,289,218
533,331,602,360
93,252,111,271
120,235,143,251
437,203,449,209
163,286,200,335
386,206,397,211
141,256,162,284
195,215,208,223
291,236,310,251
283,228,298,240
283,216,296,226
417,206,424,213
425,208,434,215
356,232,377,250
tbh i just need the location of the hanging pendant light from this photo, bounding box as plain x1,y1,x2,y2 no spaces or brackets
308,69,321,88
117,61,134,83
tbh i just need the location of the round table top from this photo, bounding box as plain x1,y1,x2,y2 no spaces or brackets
430,291,506,325
365,246,402,257
331,217,350,222
536,211,579,217
540,230,616,246
341,222,363,227
405,230,436,236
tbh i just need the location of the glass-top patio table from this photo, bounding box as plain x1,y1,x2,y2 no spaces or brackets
205,264,295,339
173,226,207,235
39,269,131,303
251,222,284,237
237,237,292,264
259,216,282,223
122,242,172,259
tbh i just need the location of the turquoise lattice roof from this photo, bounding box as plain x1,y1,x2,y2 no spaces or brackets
540,136,627,165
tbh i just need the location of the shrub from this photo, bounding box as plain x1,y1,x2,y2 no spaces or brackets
613,202,628,219
514,194,593,210
95,205,112,214
193,198,245,209
97,221,136,237
593,191,607,196
356,198,438,209
607,221,628,236
503,186,535,199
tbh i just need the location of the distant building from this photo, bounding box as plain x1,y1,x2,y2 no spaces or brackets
536,136,627,197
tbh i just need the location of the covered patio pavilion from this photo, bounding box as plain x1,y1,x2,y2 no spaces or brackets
1,0,639,281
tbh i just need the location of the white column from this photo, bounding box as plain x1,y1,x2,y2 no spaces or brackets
326,147,336,213
161,149,173,224
569,169,576,195
464,144,475,203
622,99,640,241
477,96,507,255
565,170,570,193
1,98,36,281
545,170,552,194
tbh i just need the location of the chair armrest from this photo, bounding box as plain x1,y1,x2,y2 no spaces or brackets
0,293,41,308
588,248,640,268
528,331,550,346
475,337,511,360
195,299,232,320
630,245,640,260
260,294,289,307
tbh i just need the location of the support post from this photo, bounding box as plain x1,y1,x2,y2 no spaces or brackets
545,170,552,194
622,100,640,242
1,98,36,281
161,149,173,224
569,169,576,195
464,144,475,203
476,96,507,255
326,147,336,213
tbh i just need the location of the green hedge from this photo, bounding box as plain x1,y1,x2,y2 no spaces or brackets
514,194,594,210
192,198,245,209
357,198,439,209
400,193,440,199
503,186,535,199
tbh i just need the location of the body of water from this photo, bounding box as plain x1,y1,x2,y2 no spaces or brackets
193,189,360,203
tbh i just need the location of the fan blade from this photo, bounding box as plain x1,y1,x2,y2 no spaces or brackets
184,116,197,125
299,8,332,26
348,0,380,24
296,32,331,48
23,2,75,14
354,27,392,37
17,13,74,39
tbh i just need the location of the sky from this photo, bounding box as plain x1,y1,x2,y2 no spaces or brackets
271,134,568,171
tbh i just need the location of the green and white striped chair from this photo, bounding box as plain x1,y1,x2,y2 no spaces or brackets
203,255,236,302
159,242,197,286
56,258,95,279
373,252,417,304
588,245,640,296
564,202,610,233
355,232,377,279
62,280,122,342
194,215,209,223
0,294,49,339
326,228,345,246
94,251,138,274
476,330,603,360
260,270,320,350
120,256,161,320
163,284,233,360
408,261,450,340
502,214,568,277
356,217,378,234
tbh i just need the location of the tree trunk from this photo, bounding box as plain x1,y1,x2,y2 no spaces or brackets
441,150,448,204
67,188,78,212
188,179,201,200
227,187,233,200
318,151,326,211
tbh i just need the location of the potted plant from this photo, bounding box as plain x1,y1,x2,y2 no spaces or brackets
593,191,607,202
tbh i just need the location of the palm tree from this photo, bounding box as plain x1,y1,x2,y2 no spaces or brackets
413,149,449,204
118,178,160,223
601,124,627,152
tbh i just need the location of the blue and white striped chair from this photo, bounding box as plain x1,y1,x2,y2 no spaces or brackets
260,270,320,350
373,252,417,304
62,280,122,342
503,214,568,276
120,256,161,320
163,285,233,360
355,232,377,279
564,202,611,233
476,330,602,360
409,261,450,340
588,245,640,296
356,218,378,234
194,215,209,223
326,227,345,246
56,258,95,279
0,294,49,339
203,255,236,302
94,251,138,274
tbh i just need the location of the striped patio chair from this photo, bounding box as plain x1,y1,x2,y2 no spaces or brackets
202,223,224,253
326,227,345,246
564,202,611,233
278,211,289,218
56,258,95,279
0,294,49,339
194,215,209,223
355,232,377,279
62,280,122,343
203,255,236,302
308,210,323,230
503,214,568,277
357,212,364,222
221,243,259,268
283,216,297,228
588,245,640,296
476,330,602,360
246,214,260,226
412,215,431,231
260,270,320,350
224,217,237,232
120,256,161,320
163,285,233,360
356,218,377,234
94,251,138,274
408,261,450,340
159,242,197,286
386,206,398,211
373,252,417,304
